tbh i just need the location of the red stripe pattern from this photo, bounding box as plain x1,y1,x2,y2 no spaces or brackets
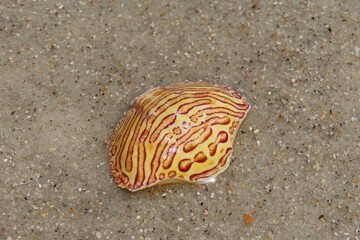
109,82,251,191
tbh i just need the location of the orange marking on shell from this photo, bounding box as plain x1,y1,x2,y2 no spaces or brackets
229,120,239,134
178,151,208,172
190,115,198,123
108,82,250,191
172,126,182,135
178,159,192,172
168,170,177,178
178,99,212,114
162,143,177,169
194,151,207,163
110,144,117,156
208,131,229,156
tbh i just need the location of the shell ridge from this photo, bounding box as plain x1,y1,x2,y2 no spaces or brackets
146,133,173,185
149,113,177,143
123,90,174,172
183,127,213,153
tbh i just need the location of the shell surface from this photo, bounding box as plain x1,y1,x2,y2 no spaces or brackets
109,82,250,191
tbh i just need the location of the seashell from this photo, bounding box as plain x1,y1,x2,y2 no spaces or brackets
109,82,251,191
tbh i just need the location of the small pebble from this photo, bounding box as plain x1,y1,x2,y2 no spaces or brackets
243,213,254,225
314,162,321,171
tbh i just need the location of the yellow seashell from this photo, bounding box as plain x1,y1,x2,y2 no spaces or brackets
108,82,251,191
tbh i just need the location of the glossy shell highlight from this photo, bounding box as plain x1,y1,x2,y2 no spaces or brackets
109,82,250,191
